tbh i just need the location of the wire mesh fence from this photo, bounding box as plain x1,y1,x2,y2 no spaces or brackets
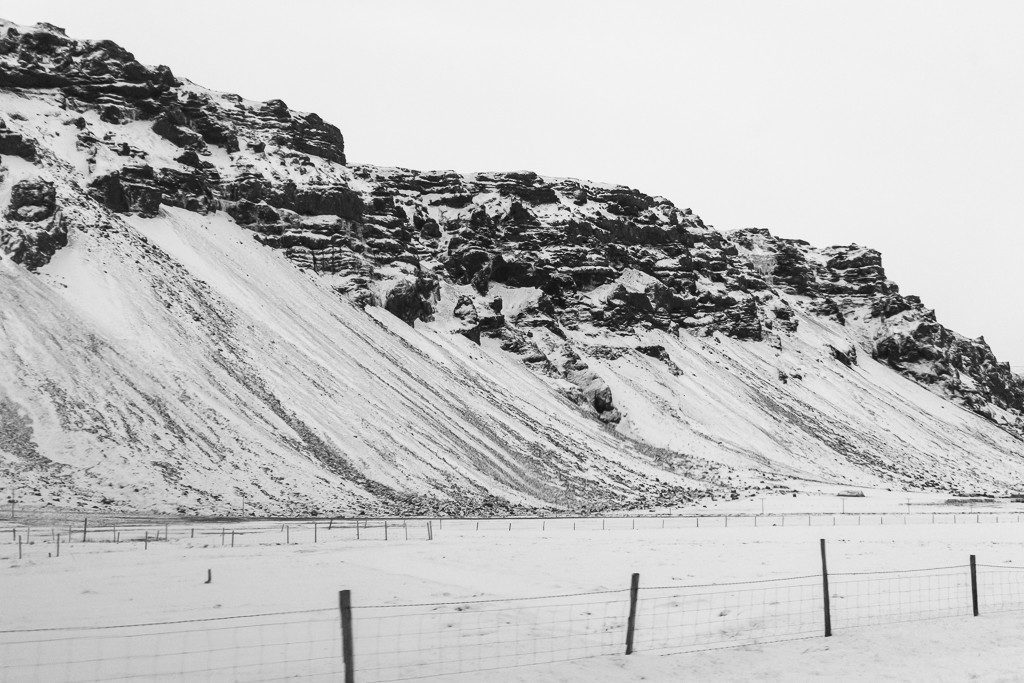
976,564,1024,614
828,567,974,629
5,547,1024,681
351,591,629,681
0,608,341,682
633,577,824,654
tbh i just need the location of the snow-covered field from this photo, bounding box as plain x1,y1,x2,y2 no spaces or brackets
4,492,1024,681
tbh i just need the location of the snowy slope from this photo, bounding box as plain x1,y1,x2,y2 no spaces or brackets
2,205,716,514
1,18,1023,514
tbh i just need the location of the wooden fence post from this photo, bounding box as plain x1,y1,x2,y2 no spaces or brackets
625,573,640,655
339,590,355,683
970,555,979,617
820,538,832,637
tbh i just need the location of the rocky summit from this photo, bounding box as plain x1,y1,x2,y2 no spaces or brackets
1,19,1023,515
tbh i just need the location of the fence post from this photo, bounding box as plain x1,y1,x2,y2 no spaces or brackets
339,590,355,683
820,538,832,637
970,555,979,617
625,572,640,655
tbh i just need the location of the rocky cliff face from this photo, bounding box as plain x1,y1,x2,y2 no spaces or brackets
2,19,1023,512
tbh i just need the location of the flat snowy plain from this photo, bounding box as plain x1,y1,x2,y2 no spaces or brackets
3,491,1024,681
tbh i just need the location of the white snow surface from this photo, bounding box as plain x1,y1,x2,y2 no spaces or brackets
4,494,1024,681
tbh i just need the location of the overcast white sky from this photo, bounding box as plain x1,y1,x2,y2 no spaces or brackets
6,1,1023,365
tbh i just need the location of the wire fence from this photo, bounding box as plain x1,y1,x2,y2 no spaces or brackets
0,518,435,559
4,510,1024,560
0,608,342,682
351,591,630,681
4,547,1024,681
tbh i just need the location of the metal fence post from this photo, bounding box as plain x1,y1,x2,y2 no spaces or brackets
625,573,640,654
820,539,832,637
970,555,979,617
339,590,355,683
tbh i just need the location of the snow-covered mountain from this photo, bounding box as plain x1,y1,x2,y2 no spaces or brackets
2,19,1023,514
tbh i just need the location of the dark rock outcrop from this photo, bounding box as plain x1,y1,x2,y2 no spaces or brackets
1,179,66,269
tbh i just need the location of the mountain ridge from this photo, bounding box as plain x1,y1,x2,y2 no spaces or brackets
2,19,1022,514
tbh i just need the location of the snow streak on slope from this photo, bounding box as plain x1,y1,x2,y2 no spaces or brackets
563,310,1024,492
1,205,713,514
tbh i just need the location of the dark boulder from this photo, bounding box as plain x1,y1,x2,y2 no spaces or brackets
89,167,162,216
0,121,36,160
383,277,434,325
5,179,56,221
152,111,204,148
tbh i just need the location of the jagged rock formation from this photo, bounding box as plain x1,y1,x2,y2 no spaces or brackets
2,19,1023,513
730,228,1024,437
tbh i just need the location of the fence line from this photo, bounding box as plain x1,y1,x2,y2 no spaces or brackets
4,511,1024,559
4,547,1024,681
